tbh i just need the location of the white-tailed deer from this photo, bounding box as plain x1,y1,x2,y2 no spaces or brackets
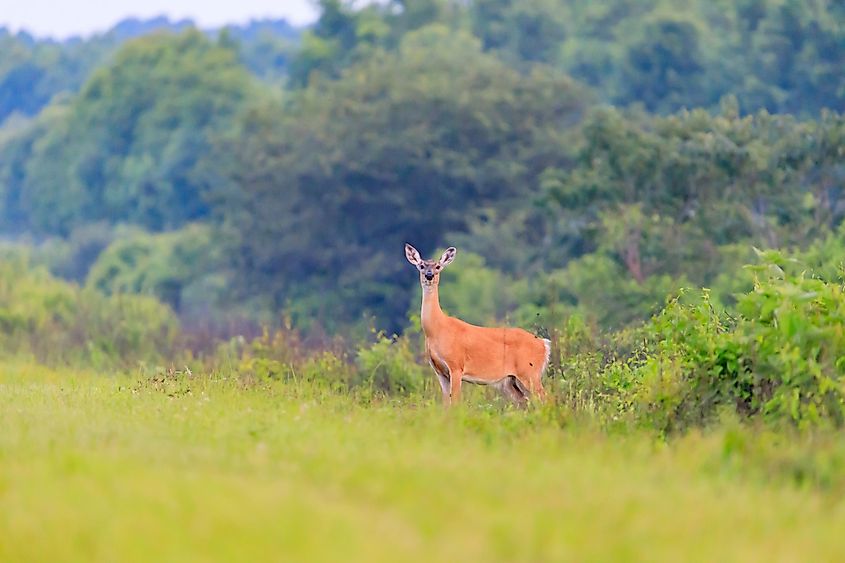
405,243,550,406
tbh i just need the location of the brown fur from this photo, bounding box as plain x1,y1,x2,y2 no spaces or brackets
406,244,550,406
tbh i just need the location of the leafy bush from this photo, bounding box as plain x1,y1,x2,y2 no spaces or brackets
228,328,427,398
231,327,304,382
85,224,226,316
0,255,179,368
553,254,685,328
735,253,845,425
619,251,845,431
356,333,427,397
33,222,118,281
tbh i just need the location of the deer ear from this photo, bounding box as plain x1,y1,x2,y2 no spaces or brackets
405,243,422,266
439,247,457,267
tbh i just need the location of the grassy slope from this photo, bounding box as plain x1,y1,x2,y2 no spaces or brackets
1,363,844,562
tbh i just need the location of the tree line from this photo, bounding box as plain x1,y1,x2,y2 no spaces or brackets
0,0,843,336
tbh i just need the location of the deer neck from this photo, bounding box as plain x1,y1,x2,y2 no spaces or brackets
420,284,447,335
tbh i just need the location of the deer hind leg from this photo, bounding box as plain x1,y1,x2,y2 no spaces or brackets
501,375,529,407
533,379,548,402
513,374,548,405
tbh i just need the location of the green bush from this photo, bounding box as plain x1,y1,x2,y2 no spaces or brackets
356,333,427,397
232,327,303,382
619,251,845,431
0,255,179,368
85,224,226,316
735,252,845,425
227,328,427,398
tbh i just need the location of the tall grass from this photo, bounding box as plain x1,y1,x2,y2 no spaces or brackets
2,364,845,562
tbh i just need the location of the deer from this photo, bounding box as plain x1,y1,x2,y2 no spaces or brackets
405,243,550,406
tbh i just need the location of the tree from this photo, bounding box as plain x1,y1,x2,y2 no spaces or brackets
4,30,254,235
618,18,706,111
472,0,568,64
215,25,590,332
529,105,845,327
86,224,225,316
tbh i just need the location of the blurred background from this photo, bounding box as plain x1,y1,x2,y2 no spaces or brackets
0,0,842,348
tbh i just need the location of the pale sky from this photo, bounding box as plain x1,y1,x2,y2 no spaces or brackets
0,0,320,39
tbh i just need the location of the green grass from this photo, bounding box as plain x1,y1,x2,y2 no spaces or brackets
2,363,845,562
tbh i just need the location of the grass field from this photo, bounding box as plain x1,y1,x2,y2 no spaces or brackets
2,363,845,562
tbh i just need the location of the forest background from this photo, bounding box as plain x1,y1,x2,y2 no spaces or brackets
1,0,845,427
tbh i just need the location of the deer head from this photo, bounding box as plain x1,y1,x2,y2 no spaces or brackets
405,243,457,288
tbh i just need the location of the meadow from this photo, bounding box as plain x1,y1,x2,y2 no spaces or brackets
3,361,845,562
2,2,844,560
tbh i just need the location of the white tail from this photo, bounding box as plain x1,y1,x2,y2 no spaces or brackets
405,243,550,406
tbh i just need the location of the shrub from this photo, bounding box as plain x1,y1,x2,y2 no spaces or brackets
735,252,845,425
356,332,427,397
620,251,845,431
225,328,427,398
233,327,303,382
229,327,357,393
85,224,226,316
0,255,179,368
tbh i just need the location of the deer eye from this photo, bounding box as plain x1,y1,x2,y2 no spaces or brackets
435,265,441,270
418,265,425,270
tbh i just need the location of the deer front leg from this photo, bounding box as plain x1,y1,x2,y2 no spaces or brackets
435,372,450,405
428,352,451,405
449,368,463,405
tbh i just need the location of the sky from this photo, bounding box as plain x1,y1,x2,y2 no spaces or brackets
1,0,320,39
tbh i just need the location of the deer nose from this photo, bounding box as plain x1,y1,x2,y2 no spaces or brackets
425,271,434,281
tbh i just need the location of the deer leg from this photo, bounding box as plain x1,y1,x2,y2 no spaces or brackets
499,376,526,406
505,376,529,407
428,356,451,405
436,372,450,405
524,368,549,403
516,374,548,405
449,368,463,405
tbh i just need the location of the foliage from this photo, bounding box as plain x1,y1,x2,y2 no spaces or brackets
222,19,301,83
547,254,685,328
4,1,844,120
216,25,589,331
36,222,120,282
735,252,845,426
619,252,845,431
0,18,302,125
85,224,226,316
287,0,464,86
471,0,845,115
0,28,113,124
0,256,179,368
496,105,845,329
356,332,427,396
0,1,843,359
227,327,429,398
0,31,255,235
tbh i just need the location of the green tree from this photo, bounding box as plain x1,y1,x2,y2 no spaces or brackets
471,0,567,64
86,224,226,316
5,30,254,235
618,17,706,111
215,25,590,332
